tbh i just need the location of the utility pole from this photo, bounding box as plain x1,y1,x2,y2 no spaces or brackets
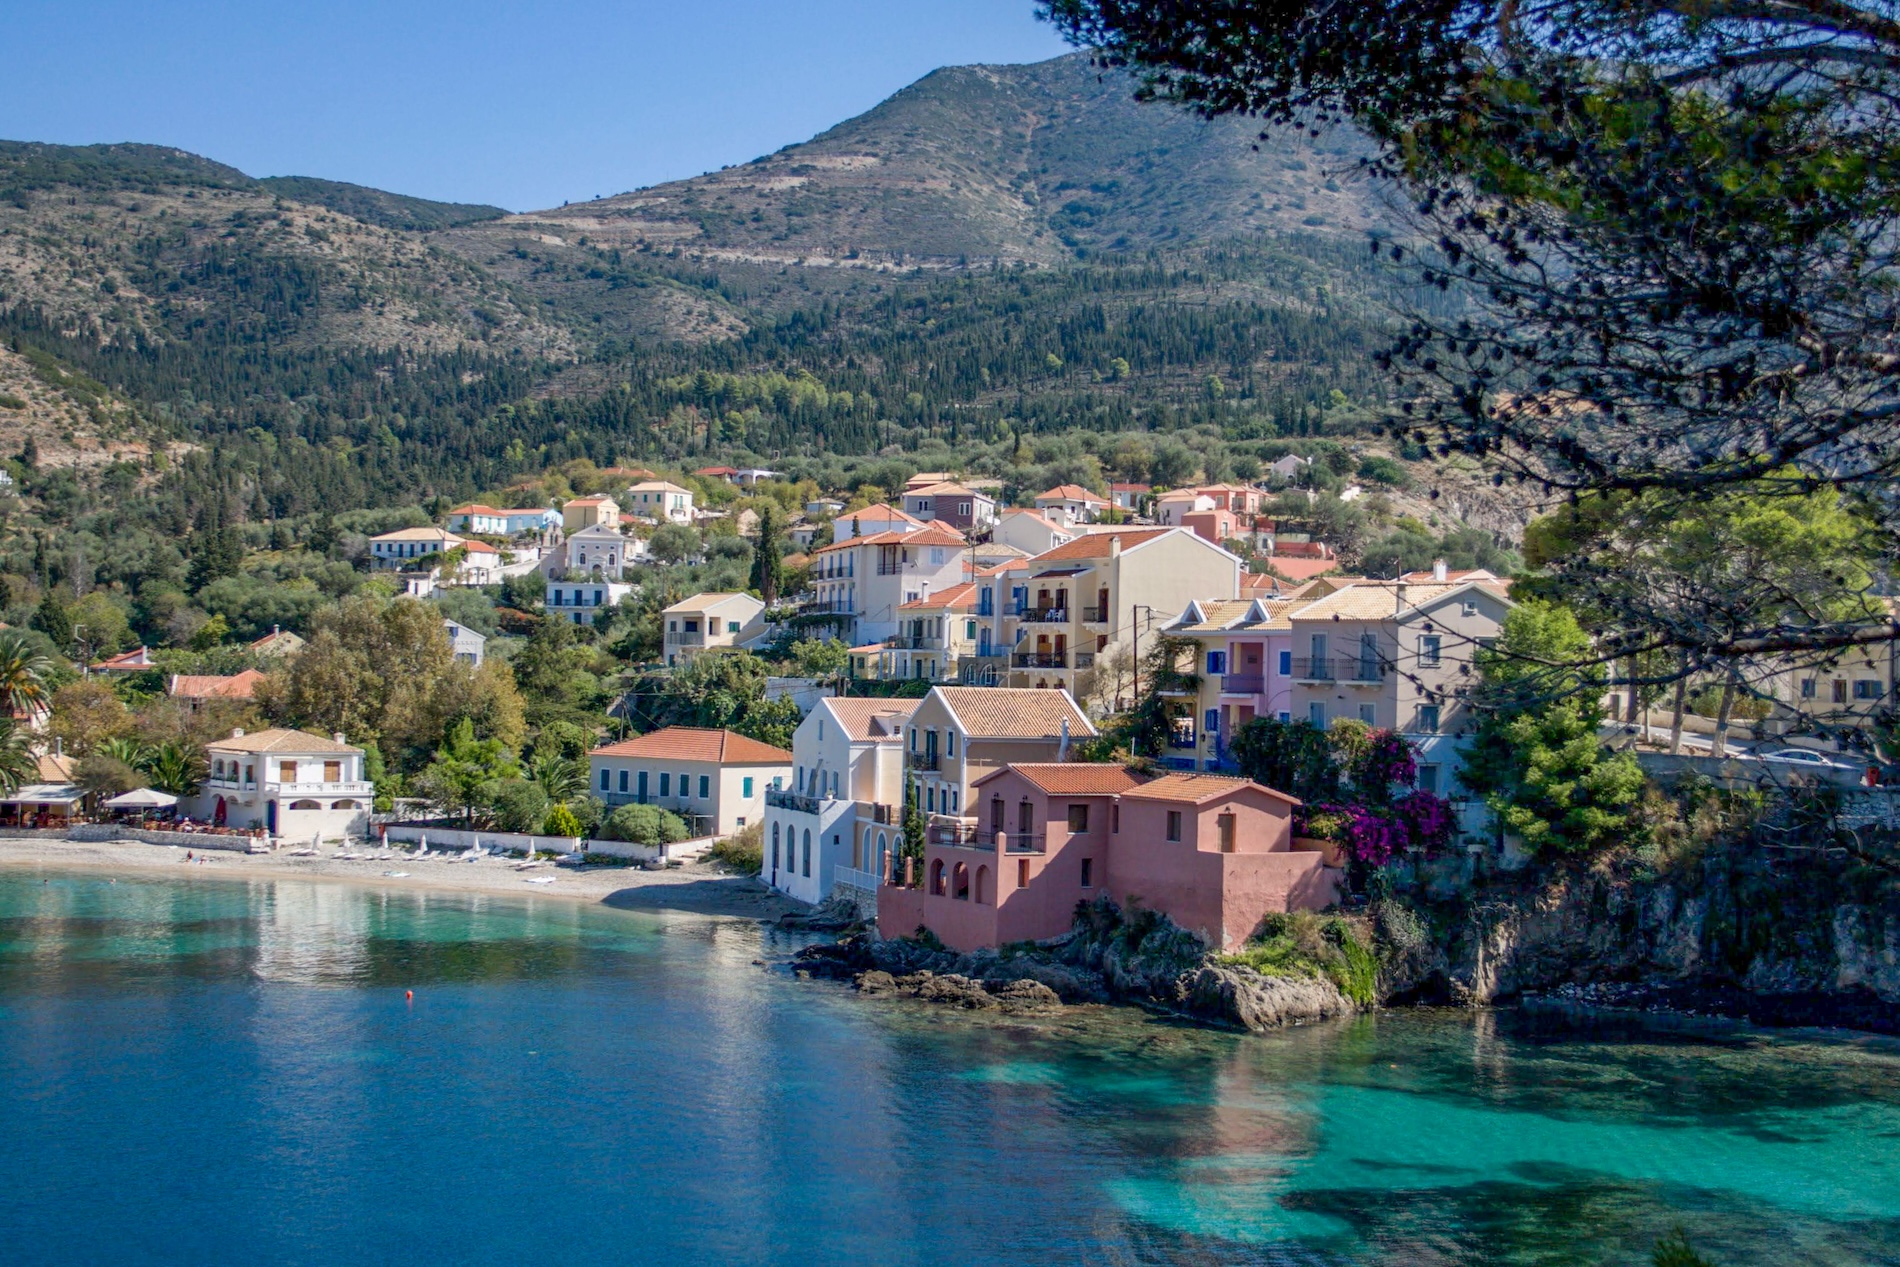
1128,604,1154,709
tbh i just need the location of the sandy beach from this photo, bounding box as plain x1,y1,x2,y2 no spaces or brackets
0,835,803,920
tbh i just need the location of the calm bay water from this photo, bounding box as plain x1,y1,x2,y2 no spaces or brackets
0,869,1895,1265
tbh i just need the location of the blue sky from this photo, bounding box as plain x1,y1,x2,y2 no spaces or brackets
3,1,1073,211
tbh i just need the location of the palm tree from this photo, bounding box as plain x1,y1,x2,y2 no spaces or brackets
528,750,587,805
0,719,39,794
0,631,53,719
142,743,204,797
96,736,153,770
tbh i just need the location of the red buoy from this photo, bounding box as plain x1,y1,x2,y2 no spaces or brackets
405,990,414,1003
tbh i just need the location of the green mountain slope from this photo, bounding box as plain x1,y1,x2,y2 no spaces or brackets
257,176,507,232
477,53,1381,270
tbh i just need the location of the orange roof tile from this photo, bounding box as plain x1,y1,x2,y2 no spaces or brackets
1031,528,1176,563
1260,556,1341,583
900,582,977,611
1122,772,1298,806
589,726,792,765
933,687,1095,740
169,669,266,700
1036,484,1108,503
821,698,917,741
974,763,1147,796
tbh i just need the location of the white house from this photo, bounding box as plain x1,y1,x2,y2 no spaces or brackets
805,498,846,518
456,540,504,586
444,619,486,665
663,592,768,665
589,726,792,837
764,698,916,904
546,577,635,624
1033,484,1109,526
735,468,780,487
563,524,643,579
807,523,968,646
626,481,695,525
189,728,373,841
992,508,1074,557
1154,489,1218,527
369,526,463,568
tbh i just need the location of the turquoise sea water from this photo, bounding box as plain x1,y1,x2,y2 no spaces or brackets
0,869,1895,1265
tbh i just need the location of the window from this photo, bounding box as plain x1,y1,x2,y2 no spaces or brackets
1419,635,1442,667
1278,650,1292,676
1418,704,1441,734
959,502,971,516
637,770,649,801
947,731,957,758
1308,703,1326,727
1206,650,1227,675
1018,859,1030,888
728,621,740,633
1833,679,1849,704
1462,601,1479,617
926,785,936,813
1359,704,1377,726
1855,679,1885,700
600,769,610,792
1067,803,1089,832
1111,803,1120,833
1278,710,1292,724
699,775,710,799
323,761,341,783
1217,812,1236,853
801,830,811,877
1205,708,1220,734
279,761,298,783
1166,810,1183,842
1416,764,1441,795
743,777,754,798
1080,858,1094,888
659,772,671,797
1800,678,1817,699
618,769,628,793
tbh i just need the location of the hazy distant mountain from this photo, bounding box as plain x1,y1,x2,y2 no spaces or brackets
492,53,1383,269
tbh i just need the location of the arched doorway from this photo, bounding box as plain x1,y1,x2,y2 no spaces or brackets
929,859,946,895
974,865,990,906
952,861,970,900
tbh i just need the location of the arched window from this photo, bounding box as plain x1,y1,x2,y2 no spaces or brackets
330,800,360,810
952,862,970,901
288,799,322,810
213,759,225,779
877,832,889,880
930,858,946,895
801,829,811,877
974,865,990,906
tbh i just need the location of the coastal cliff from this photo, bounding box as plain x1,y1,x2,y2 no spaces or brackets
1380,845,1900,1033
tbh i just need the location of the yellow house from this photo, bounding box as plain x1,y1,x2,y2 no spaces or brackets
563,496,621,533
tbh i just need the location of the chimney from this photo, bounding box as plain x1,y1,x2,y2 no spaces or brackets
1058,717,1071,762
1432,559,1448,582
333,733,347,745
1108,535,1121,559
231,727,245,738
53,737,62,757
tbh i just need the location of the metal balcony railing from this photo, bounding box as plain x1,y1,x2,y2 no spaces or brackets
1222,673,1265,694
1019,606,1070,623
1345,659,1388,683
906,750,941,772
1167,732,1199,750
1081,606,1108,622
1293,657,1336,682
1073,651,1096,669
764,788,822,814
1012,652,1068,669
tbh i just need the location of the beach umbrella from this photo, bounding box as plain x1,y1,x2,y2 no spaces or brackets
102,787,178,810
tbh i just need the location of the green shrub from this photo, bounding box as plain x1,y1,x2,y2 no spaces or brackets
601,802,689,846
541,803,582,838
1222,912,1380,1005
489,779,549,834
706,821,763,873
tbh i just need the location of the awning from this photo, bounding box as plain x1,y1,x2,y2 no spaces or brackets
0,783,86,806
103,787,179,809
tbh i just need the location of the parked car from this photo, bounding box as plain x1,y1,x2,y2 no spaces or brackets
1755,748,1857,771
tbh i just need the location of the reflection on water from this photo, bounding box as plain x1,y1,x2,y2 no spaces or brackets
0,869,1895,1266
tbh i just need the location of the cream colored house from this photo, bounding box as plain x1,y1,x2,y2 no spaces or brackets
1287,578,1514,794
990,527,1244,695
764,697,916,903
562,496,621,533
993,508,1075,558
589,726,792,836
850,582,978,684
626,481,695,525
189,728,374,841
663,593,767,666
1033,484,1109,526
901,685,1095,820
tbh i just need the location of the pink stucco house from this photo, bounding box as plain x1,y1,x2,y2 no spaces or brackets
877,764,1338,952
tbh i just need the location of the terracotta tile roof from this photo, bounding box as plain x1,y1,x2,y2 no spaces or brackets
461,540,500,555
933,687,1095,740
836,503,923,528
565,496,614,506
372,526,462,543
589,726,791,764
250,627,304,651
36,752,75,783
208,728,361,755
1122,772,1298,806
449,504,505,516
814,525,966,554
976,762,1148,795
695,466,739,476
1000,507,1064,530
900,582,976,611
169,669,266,700
1031,528,1176,562
1110,482,1151,493
908,481,979,498
1169,598,1297,633
91,647,155,671
1398,568,1504,584
1036,484,1108,504
661,592,761,615
629,480,691,494
822,698,917,741
1291,580,1510,622
1260,555,1341,583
